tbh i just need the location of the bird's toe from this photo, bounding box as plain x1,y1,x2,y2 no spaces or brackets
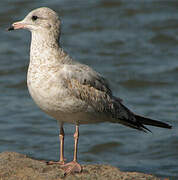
61,161,82,175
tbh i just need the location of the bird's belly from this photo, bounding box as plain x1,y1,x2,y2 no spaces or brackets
28,82,80,113
28,84,58,113
27,76,108,124
51,110,109,124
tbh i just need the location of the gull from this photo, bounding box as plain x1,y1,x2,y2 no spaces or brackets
8,7,172,175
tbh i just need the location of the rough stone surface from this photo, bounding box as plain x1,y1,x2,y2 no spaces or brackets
0,152,161,180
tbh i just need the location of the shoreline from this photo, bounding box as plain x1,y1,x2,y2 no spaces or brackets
0,151,162,180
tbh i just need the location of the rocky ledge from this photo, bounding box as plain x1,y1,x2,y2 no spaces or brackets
0,152,161,180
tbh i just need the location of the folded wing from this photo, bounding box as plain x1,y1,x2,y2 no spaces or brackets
61,64,172,132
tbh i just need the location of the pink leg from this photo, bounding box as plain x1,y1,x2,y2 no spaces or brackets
59,123,65,163
47,122,65,165
61,125,82,175
73,124,79,162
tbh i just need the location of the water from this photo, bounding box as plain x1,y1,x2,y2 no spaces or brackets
0,0,177,178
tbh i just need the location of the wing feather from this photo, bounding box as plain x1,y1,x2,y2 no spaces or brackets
61,64,153,132
62,64,112,95
60,63,172,132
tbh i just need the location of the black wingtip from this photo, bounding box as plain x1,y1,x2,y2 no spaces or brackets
7,26,14,31
135,115,172,129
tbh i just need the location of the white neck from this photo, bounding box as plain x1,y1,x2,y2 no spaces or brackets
30,30,61,65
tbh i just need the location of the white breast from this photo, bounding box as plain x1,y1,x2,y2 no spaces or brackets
27,63,91,123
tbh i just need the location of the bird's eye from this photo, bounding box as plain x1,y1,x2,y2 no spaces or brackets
32,15,38,21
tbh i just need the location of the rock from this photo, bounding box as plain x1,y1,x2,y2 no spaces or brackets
0,152,161,180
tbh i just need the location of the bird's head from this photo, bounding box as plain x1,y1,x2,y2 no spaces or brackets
8,7,61,35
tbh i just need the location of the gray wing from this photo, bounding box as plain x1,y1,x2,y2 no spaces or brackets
61,64,114,111
61,64,151,132
62,64,112,95
61,64,132,118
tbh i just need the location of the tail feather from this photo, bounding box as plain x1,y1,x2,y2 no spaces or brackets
135,114,172,129
111,98,172,132
116,118,152,133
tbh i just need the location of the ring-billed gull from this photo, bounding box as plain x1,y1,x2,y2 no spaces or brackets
8,7,172,175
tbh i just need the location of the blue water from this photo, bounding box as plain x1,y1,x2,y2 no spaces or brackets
0,1,177,178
